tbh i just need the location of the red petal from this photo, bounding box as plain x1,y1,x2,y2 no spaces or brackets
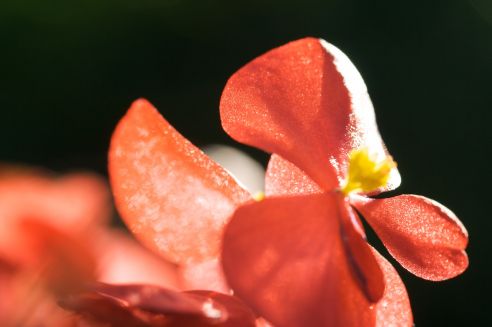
220,38,400,191
109,99,251,264
351,194,469,280
92,283,205,316
371,247,413,327
265,154,366,237
221,194,380,327
265,154,322,196
186,291,257,327
62,284,256,327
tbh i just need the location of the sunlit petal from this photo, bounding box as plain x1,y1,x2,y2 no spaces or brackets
220,37,399,191
222,194,379,327
352,194,468,280
109,99,251,264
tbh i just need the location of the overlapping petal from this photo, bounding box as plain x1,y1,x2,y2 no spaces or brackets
61,283,257,327
265,154,322,197
351,194,469,280
221,193,385,327
220,37,400,191
371,247,413,327
109,99,251,264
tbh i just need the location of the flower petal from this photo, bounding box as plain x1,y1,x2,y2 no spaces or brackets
94,229,180,289
265,154,322,197
221,194,380,327
179,258,230,293
351,194,469,280
0,171,110,257
61,283,256,327
185,291,257,327
265,155,366,237
109,99,251,264
371,247,413,327
220,37,400,191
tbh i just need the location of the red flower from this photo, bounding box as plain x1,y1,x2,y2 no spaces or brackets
107,38,468,327
219,38,468,326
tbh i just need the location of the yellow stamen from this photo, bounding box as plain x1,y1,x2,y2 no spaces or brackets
341,148,396,195
253,191,265,202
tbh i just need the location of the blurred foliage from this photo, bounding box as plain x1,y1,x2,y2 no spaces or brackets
1,0,490,325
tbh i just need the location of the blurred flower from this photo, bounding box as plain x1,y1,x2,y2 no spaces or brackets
0,166,179,326
219,37,469,327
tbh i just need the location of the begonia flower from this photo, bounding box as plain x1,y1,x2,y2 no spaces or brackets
107,38,468,326
107,96,408,326
218,37,469,326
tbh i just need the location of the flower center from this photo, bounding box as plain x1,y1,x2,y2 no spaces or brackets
341,148,396,195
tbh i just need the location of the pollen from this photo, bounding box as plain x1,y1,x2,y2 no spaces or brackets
341,148,396,195
253,191,265,201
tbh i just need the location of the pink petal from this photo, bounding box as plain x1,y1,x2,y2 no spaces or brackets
93,229,180,290
109,99,251,264
220,37,400,191
221,194,382,327
265,154,322,197
351,194,469,280
0,171,110,259
371,247,413,327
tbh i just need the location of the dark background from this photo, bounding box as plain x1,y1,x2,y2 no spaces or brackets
1,0,490,325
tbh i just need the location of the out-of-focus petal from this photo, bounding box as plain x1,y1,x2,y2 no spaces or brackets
265,154,322,197
94,229,179,289
221,194,378,327
179,258,229,293
220,37,399,191
351,194,468,280
0,171,110,258
18,219,96,295
371,247,413,327
108,99,251,264
61,283,256,327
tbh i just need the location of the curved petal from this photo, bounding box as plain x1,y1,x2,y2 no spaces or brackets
265,155,366,237
351,194,469,280
61,283,256,327
108,99,251,264
371,247,413,327
265,154,322,197
221,194,382,327
220,37,400,191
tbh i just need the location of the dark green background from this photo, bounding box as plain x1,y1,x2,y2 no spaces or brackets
1,0,490,325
